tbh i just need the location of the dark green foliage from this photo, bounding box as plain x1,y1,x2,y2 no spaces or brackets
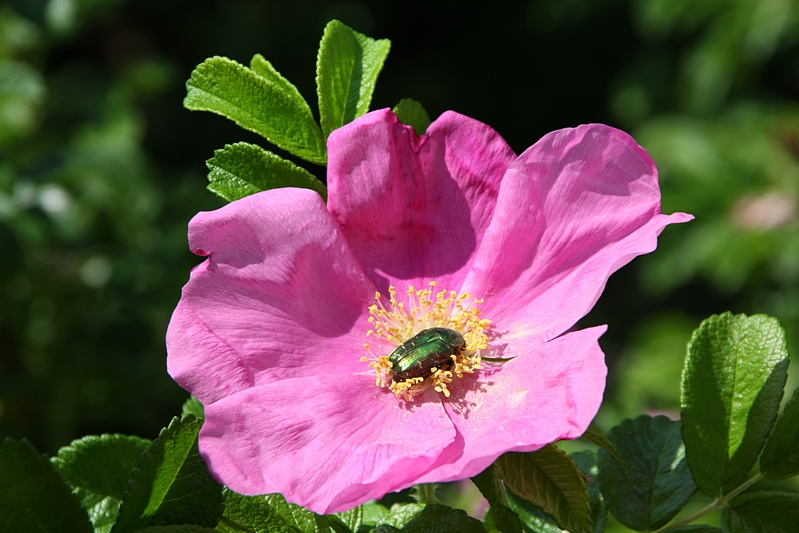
722,491,799,532
0,2,210,453
570,451,608,533
0,438,93,532
597,415,696,531
760,387,799,480
681,313,788,496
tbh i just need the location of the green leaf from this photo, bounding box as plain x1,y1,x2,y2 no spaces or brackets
361,502,392,526
360,502,482,532
722,491,799,532
570,452,608,533
325,515,353,533
579,423,626,471
181,395,204,420
185,56,326,165
472,464,522,533
381,503,425,528
0,438,93,533
316,19,391,138
399,504,486,533
481,507,498,532
112,416,224,533
681,313,789,496
262,493,331,533
214,491,299,533
206,142,327,202
504,493,564,533
761,386,799,479
250,54,307,100
597,415,696,531
496,445,593,533
392,99,431,135
51,434,151,533
333,506,361,532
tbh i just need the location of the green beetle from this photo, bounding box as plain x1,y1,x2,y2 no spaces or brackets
389,327,466,382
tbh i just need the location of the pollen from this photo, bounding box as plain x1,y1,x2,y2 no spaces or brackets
363,281,490,400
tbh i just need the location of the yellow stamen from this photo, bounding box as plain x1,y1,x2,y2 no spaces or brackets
363,280,490,400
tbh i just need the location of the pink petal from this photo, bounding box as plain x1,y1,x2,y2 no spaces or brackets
199,374,456,514
166,188,376,405
415,325,607,483
326,108,517,293
464,124,692,345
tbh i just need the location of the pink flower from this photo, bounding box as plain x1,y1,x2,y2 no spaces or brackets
166,109,691,514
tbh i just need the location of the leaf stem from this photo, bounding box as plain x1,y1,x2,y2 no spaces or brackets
412,483,439,505
652,472,766,533
652,498,720,533
723,472,766,501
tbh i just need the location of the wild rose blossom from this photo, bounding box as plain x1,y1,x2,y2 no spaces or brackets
166,108,691,514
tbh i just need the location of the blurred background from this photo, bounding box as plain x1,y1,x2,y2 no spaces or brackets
1,0,798,499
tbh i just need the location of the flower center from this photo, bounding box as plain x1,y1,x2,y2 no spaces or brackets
362,281,490,400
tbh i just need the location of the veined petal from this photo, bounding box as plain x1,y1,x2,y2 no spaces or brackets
199,374,455,514
415,326,607,483
464,124,692,345
166,188,375,405
327,108,517,293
